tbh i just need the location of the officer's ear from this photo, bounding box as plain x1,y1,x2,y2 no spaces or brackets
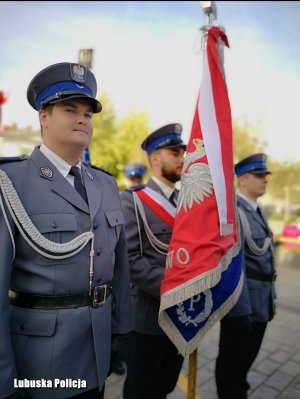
39,105,54,131
237,173,249,188
39,108,48,134
149,150,161,167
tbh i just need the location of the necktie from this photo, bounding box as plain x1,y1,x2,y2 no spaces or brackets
69,166,88,204
169,189,178,207
256,206,265,223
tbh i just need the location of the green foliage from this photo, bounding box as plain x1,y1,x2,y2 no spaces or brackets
267,160,300,203
232,120,265,162
268,212,284,221
90,93,118,174
89,93,150,189
232,118,300,213
89,96,300,205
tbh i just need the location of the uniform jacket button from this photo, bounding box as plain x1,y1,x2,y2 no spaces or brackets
96,249,101,256
20,324,26,331
93,223,98,230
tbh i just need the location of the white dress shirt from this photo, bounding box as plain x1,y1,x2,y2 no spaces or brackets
39,144,82,187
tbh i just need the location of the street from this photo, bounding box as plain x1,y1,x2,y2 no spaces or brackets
105,245,300,399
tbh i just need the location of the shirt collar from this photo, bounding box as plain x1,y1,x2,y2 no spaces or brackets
40,144,82,178
152,176,175,199
238,193,258,211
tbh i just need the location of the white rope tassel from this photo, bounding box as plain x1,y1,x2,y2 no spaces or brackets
0,170,94,260
133,192,169,256
238,208,273,256
89,235,95,295
133,193,144,256
0,189,16,261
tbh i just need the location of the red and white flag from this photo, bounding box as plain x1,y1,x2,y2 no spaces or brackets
158,26,242,356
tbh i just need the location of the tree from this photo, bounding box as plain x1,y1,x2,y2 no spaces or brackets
232,119,265,162
90,93,118,174
114,111,150,189
90,93,150,189
232,118,300,219
267,160,300,220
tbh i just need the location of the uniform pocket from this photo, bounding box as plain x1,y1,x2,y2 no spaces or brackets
149,221,172,243
10,307,57,380
11,306,57,336
251,228,266,239
24,213,79,265
250,227,268,248
30,213,77,239
105,210,124,253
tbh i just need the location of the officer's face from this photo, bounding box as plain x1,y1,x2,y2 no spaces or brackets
154,147,185,183
239,172,268,200
39,99,93,151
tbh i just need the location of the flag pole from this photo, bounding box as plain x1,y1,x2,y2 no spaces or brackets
187,349,198,399
186,3,217,399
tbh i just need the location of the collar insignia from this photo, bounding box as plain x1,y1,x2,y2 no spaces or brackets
40,166,53,179
85,169,94,181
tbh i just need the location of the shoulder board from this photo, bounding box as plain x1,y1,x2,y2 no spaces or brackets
0,155,28,163
87,163,112,176
125,184,145,193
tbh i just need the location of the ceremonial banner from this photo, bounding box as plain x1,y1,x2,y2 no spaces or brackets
158,26,243,356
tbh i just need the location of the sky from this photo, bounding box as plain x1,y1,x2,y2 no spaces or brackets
0,1,299,162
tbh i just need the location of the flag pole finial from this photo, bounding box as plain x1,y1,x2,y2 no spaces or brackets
200,1,218,51
201,1,217,25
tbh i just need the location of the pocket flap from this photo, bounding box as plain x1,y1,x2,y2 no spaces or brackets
11,307,57,337
105,210,124,227
149,222,172,235
251,228,266,239
30,213,77,233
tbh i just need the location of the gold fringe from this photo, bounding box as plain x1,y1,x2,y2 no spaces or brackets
160,239,240,310
159,201,243,356
158,271,244,357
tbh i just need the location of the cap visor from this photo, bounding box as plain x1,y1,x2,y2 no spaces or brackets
48,94,102,113
157,142,186,151
250,169,271,175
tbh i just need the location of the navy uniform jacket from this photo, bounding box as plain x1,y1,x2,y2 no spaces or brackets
120,178,172,336
0,147,132,399
228,194,276,321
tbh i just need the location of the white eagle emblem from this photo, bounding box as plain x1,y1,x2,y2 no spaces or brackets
72,64,85,83
177,138,213,213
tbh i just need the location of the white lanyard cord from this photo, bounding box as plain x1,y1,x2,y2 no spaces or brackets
133,192,169,256
0,169,94,261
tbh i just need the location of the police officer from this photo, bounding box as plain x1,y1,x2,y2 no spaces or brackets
108,163,147,376
0,62,131,399
120,124,186,399
123,163,147,188
215,153,276,399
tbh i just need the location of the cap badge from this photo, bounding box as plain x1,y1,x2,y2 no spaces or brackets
71,64,86,84
174,124,181,134
40,166,53,179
